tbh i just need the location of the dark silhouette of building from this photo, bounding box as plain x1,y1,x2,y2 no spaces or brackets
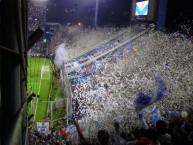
166,0,193,35
0,0,29,144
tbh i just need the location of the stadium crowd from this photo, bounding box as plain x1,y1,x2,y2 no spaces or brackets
65,26,193,144
29,25,193,145
29,111,193,145
28,0,48,56
28,0,47,31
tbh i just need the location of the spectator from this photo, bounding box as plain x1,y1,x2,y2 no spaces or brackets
97,130,110,145
136,137,156,145
156,120,172,145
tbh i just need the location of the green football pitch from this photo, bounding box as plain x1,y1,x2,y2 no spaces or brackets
27,57,53,122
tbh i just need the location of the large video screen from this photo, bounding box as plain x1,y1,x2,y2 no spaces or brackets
135,0,149,16
130,0,158,22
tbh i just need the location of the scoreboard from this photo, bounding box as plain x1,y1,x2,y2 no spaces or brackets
130,0,159,22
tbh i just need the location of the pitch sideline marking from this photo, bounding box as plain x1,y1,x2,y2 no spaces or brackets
33,97,39,121
34,58,47,122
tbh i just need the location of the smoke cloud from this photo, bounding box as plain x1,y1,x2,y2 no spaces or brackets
54,43,67,69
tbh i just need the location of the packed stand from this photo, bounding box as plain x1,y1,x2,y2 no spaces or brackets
29,128,65,145
60,111,193,145
66,26,145,82
28,0,47,56
65,28,193,138
65,25,145,70
28,0,47,31
48,25,193,144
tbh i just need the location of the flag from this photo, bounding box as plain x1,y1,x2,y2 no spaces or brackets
135,93,152,111
135,1,149,16
60,130,68,138
155,76,167,101
149,105,161,124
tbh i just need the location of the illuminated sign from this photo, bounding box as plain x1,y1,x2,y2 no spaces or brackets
135,0,149,16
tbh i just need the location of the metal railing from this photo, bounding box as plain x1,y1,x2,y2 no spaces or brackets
66,29,149,74
65,27,131,63
1,0,30,145
61,64,73,126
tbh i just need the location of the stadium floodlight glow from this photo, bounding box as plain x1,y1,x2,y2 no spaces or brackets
78,22,82,26
94,0,99,27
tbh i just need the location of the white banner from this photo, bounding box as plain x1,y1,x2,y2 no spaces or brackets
37,122,49,134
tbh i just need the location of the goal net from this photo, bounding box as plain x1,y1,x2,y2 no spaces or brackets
41,65,50,79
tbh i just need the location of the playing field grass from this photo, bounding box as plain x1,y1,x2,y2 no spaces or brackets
27,57,53,122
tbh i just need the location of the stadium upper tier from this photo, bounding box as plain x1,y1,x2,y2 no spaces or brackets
65,27,131,63
65,26,148,75
61,26,193,135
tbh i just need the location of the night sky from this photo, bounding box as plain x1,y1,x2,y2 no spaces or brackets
46,0,131,26
166,0,193,34
45,0,193,33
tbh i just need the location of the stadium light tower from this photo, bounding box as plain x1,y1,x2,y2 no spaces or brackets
94,0,99,27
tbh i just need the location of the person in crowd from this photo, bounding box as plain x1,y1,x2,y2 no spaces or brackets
135,136,156,145
113,122,129,145
72,119,111,145
156,120,172,145
97,130,110,145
